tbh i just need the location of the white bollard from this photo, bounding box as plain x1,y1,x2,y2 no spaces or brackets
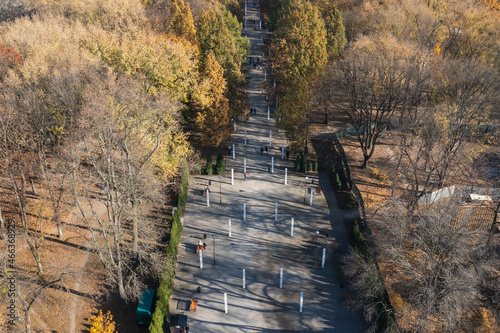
207,189,210,207
275,202,278,221
264,69,266,81
224,293,228,313
280,267,283,288
310,188,313,207
244,158,247,173
259,20,261,30
285,168,288,185
199,250,203,269
232,144,235,159
274,77,276,87
243,269,246,289
228,219,232,237
291,218,294,236
282,144,284,159
321,248,326,268
234,121,236,132
271,156,274,173
244,130,247,145
243,202,246,221
267,105,270,120
299,292,303,312
270,130,272,145
231,168,234,185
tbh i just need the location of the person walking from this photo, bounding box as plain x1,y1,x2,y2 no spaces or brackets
260,147,264,155
244,172,248,181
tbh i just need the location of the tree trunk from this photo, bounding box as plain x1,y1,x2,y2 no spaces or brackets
25,308,32,333
26,235,44,276
30,178,36,195
0,205,5,237
117,256,127,307
56,222,63,238
16,289,32,333
132,197,138,254
362,154,369,168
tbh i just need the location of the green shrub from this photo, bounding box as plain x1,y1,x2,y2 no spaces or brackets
313,161,318,171
205,155,213,174
148,309,164,333
215,154,225,174
178,168,189,207
193,155,202,174
307,161,313,172
331,166,341,191
300,154,306,172
351,220,370,259
335,173,341,191
294,153,300,171
149,172,188,333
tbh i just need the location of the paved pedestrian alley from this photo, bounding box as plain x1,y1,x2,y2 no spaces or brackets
169,2,369,331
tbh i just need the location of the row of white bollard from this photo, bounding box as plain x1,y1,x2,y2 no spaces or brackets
214,6,310,315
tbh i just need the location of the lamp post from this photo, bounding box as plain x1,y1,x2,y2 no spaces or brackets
212,235,216,265
219,175,222,204
304,176,308,202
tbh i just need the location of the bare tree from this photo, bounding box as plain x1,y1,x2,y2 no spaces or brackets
69,75,172,304
371,198,495,332
0,112,45,276
14,272,69,333
329,35,429,168
395,59,500,212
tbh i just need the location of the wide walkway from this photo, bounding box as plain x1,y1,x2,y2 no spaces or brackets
169,2,368,331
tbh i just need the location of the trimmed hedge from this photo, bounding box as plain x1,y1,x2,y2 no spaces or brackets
205,155,212,175
300,154,306,172
178,168,189,207
331,166,342,191
215,154,225,175
148,171,188,333
349,220,370,259
294,153,301,171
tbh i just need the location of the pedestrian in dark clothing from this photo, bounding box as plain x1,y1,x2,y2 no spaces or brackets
260,147,264,155
254,63,257,68
286,150,290,160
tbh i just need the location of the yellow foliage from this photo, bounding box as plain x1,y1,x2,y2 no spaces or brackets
371,167,388,184
24,0,147,33
89,310,116,333
434,42,441,56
